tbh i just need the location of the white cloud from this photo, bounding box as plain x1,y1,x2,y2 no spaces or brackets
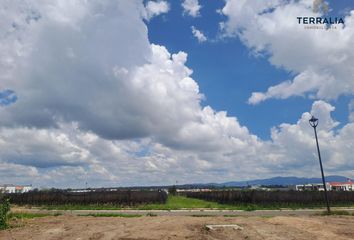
191,26,207,42
182,0,201,17
143,100,354,182
0,123,119,187
0,0,353,187
144,1,170,21
267,101,352,176
1,0,190,141
220,0,354,104
0,0,257,186
248,70,328,104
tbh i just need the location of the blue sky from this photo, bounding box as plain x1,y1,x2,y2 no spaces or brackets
147,0,354,139
0,0,353,187
0,90,17,106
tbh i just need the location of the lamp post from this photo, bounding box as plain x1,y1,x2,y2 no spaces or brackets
309,115,330,213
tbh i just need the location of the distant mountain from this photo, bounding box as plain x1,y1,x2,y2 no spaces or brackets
216,175,351,187
99,176,352,189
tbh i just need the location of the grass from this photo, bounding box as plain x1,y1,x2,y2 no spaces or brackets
136,195,269,211
2,212,62,230
37,196,354,211
42,204,122,210
136,195,239,210
319,210,352,216
79,213,142,218
8,212,61,219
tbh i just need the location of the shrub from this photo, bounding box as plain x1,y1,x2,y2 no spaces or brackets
0,198,10,230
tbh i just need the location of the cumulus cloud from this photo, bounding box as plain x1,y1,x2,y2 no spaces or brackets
182,0,202,17
0,0,353,187
191,26,207,42
0,0,258,186
140,100,354,182
0,123,118,187
220,0,354,104
1,0,195,141
144,1,170,20
267,101,353,176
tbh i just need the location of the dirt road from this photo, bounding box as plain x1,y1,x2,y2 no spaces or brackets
10,207,354,217
1,215,353,240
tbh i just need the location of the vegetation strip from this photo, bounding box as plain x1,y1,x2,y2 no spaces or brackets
78,213,142,218
38,196,354,211
9,212,61,219
318,210,352,216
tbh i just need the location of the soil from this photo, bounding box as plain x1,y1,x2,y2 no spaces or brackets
1,215,353,240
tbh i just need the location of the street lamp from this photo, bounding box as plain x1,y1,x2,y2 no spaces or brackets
309,115,330,213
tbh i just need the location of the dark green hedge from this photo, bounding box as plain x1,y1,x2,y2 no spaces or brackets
182,190,354,205
4,190,167,206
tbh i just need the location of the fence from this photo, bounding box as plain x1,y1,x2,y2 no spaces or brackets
182,190,354,205
3,190,167,206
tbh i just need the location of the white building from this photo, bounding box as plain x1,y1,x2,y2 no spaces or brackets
295,180,354,191
328,181,354,191
0,184,32,193
295,183,329,191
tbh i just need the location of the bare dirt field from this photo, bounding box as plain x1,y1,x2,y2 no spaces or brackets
1,215,353,240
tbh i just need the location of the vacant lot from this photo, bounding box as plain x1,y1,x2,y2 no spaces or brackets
1,215,353,240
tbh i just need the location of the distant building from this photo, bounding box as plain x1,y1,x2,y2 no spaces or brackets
295,183,328,191
0,185,16,193
0,184,32,193
328,180,353,191
176,188,212,193
295,179,354,191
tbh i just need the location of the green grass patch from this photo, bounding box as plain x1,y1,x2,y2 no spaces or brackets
319,210,352,216
79,213,142,218
8,212,61,219
135,196,308,211
41,204,122,211
136,195,239,210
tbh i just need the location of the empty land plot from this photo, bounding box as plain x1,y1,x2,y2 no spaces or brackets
0,215,353,240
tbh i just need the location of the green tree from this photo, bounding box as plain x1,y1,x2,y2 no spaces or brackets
0,198,10,229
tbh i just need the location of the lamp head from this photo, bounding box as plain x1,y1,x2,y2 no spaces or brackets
309,115,318,128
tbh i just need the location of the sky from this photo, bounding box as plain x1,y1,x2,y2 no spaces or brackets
0,0,353,188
